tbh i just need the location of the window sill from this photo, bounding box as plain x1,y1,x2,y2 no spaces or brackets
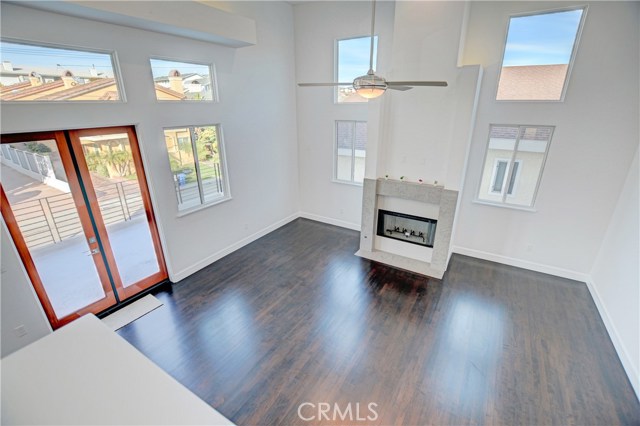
332,179,363,187
176,195,232,217
472,199,537,213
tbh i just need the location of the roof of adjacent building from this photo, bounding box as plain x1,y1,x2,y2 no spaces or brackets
497,64,569,101
1,77,186,101
490,125,553,141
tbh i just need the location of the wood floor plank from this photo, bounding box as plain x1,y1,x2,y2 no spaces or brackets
118,218,640,425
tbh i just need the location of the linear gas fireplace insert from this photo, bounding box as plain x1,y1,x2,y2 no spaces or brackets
376,209,437,248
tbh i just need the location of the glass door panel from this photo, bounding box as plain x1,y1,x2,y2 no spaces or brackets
0,133,117,327
69,127,167,296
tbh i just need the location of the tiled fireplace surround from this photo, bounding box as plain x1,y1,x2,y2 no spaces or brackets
356,178,458,279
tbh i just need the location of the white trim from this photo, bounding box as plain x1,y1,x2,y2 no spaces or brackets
472,199,537,212
175,195,232,218
585,278,640,400
170,213,300,282
299,212,361,231
451,245,589,282
331,179,363,187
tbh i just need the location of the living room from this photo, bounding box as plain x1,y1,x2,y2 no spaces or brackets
1,1,638,424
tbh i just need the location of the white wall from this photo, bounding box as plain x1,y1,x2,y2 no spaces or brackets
1,1,299,353
294,1,395,230
371,1,479,191
1,223,52,357
454,1,640,279
590,147,640,398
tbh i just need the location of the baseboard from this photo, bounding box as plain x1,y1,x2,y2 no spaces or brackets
451,246,590,283
299,212,361,231
586,278,640,400
171,213,300,282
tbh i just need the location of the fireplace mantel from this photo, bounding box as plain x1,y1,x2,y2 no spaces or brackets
356,178,458,279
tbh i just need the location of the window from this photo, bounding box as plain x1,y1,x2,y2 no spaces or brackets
496,7,586,101
0,40,122,102
163,125,230,211
150,59,217,102
477,125,554,208
336,36,378,103
335,120,367,184
490,159,521,195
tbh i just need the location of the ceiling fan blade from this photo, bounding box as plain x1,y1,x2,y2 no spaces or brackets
387,81,448,87
387,86,412,91
298,82,352,87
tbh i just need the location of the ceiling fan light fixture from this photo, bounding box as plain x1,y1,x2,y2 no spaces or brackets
353,73,387,99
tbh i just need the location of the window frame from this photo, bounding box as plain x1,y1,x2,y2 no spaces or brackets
163,124,231,216
333,120,366,186
495,5,588,103
489,158,522,197
0,37,126,104
149,56,219,103
334,35,378,104
476,124,555,210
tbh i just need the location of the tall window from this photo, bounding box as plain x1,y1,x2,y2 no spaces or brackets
150,59,216,102
477,125,554,208
163,125,230,211
335,120,367,184
0,40,122,102
336,36,378,103
496,7,586,101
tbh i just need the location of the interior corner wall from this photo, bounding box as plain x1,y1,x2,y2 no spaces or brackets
590,147,640,398
453,1,640,279
294,1,395,230
1,1,299,353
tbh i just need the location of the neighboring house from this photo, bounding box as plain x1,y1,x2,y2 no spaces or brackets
0,60,104,86
154,71,212,99
1,69,185,101
497,64,569,100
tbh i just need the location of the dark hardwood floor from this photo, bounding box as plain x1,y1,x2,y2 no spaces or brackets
118,218,640,425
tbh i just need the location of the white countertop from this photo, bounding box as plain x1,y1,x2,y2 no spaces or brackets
1,314,235,426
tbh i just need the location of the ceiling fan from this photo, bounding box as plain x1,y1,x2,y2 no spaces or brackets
298,0,448,99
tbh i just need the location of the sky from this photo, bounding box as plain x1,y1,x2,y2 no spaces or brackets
1,42,115,76
503,9,583,67
149,59,211,79
0,41,210,79
338,36,378,83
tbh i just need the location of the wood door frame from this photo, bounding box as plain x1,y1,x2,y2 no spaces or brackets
68,126,168,300
1,131,118,329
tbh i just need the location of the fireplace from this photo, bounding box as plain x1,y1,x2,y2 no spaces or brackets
356,178,458,278
377,210,437,248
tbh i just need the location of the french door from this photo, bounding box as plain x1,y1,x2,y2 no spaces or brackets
1,126,167,329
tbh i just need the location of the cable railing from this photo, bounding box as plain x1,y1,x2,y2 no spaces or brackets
12,180,145,249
